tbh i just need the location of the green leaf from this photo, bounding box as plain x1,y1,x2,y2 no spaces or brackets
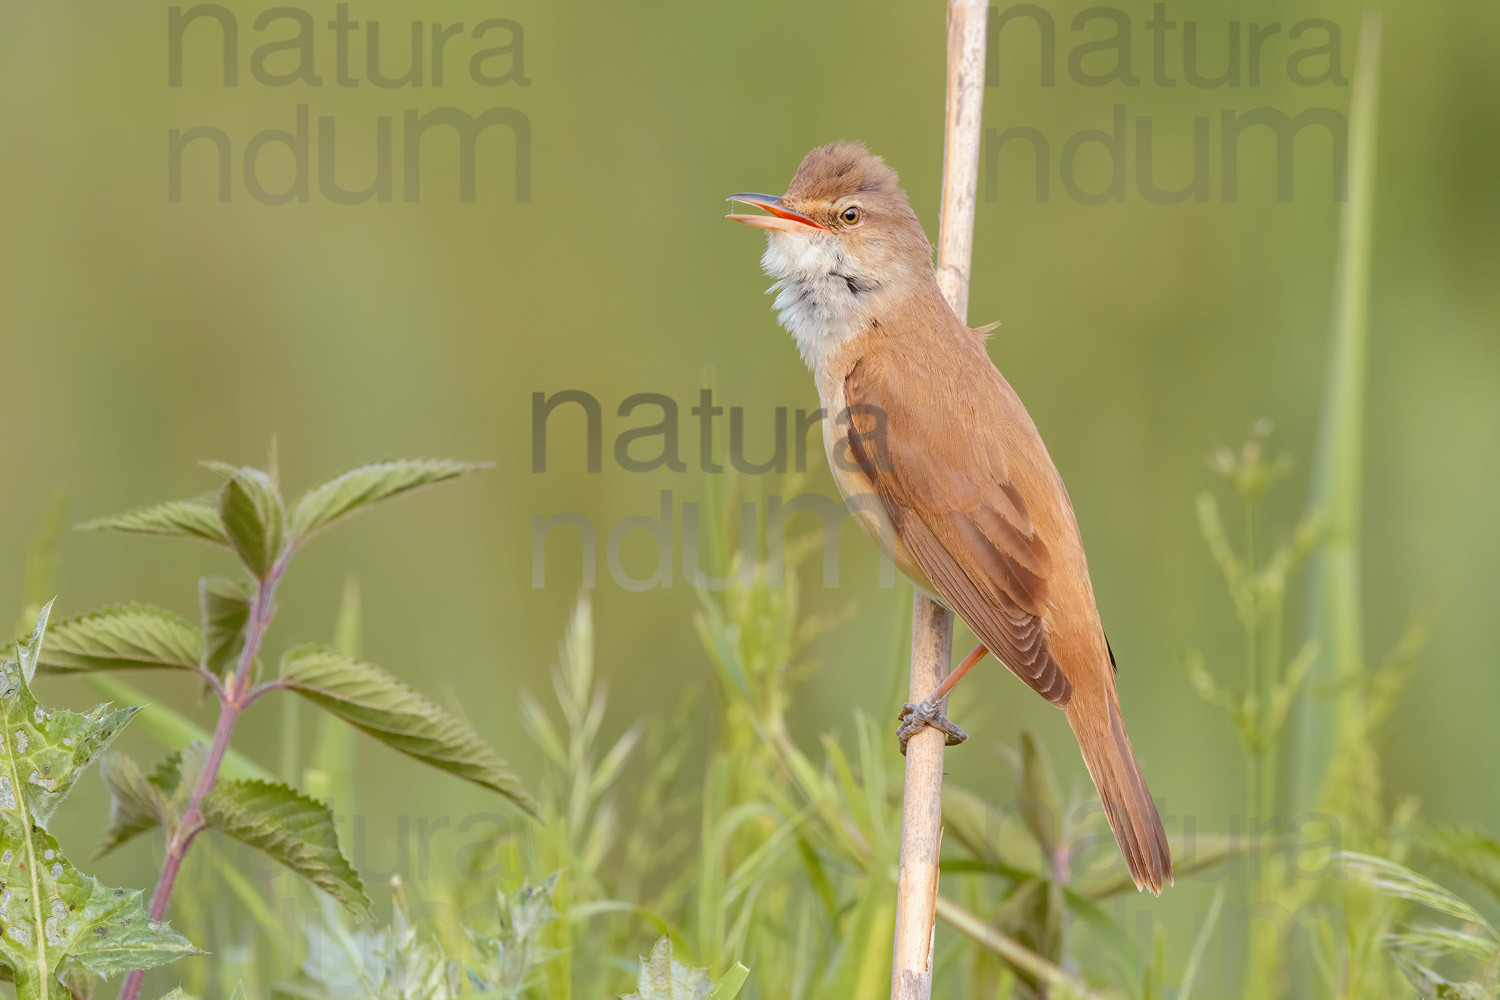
278,893,465,999
941,783,1046,878
1342,851,1500,1000
156,989,202,1000
202,779,370,916
705,964,750,1000
1012,731,1062,859
14,599,54,685
97,753,165,857
463,873,562,994
992,878,1062,992
1420,825,1500,910
1339,852,1495,932
0,609,199,995
151,744,208,820
35,605,202,675
77,496,229,548
199,577,252,678
280,645,534,814
1061,884,1143,976
57,955,92,999
210,465,285,579
288,459,491,543
54,870,200,978
0,687,138,831
621,937,712,1000
97,746,207,859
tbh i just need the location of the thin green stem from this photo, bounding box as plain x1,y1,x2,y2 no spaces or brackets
118,548,295,1000
1243,497,1261,838
1242,494,1272,1000
1261,605,1284,823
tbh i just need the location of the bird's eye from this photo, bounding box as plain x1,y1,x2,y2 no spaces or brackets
841,206,861,225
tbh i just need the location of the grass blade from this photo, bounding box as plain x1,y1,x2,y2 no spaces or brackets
1291,9,1383,813
1177,887,1226,1000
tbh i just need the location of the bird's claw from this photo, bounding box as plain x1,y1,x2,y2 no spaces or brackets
897,699,968,755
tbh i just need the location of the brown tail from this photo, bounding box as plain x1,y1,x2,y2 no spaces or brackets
1065,692,1172,894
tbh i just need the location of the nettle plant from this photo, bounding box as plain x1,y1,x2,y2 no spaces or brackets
33,458,536,1000
0,605,199,999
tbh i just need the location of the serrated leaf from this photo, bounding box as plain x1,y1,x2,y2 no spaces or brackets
78,497,229,548
34,605,202,675
0,609,198,995
157,989,202,999
0,826,200,991
202,779,369,916
210,465,285,580
288,459,491,543
464,872,562,993
280,646,534,814
280,895,462,999
621,937,712,1000
97,754,165,858
0,680,137,831
55,868,200,978
199,577,252,679
153,744,207,819
15,600,54,685
96,744,206,861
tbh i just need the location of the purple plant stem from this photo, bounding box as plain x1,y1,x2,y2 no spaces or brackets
118,552,292,1000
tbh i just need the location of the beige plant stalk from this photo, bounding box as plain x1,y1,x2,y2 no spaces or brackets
890,2,988,998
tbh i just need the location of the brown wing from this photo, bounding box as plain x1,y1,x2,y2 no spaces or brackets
842,356,1072,705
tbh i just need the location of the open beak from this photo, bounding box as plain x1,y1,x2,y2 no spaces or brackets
725,192,830,232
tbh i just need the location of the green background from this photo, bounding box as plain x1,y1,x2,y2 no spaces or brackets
1,0,1496,986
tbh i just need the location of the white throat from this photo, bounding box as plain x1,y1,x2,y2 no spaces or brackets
760,230,879,371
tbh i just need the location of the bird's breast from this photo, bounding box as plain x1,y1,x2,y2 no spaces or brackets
761,232,882,369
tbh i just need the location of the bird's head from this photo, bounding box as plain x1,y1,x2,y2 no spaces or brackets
727,142,933,363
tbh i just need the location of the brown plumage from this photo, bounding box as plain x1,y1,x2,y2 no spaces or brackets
728,141,1173,894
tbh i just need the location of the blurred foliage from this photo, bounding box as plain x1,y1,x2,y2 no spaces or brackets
1,0,1499,997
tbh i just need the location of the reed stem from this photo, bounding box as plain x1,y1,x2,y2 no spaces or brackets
890,2,987,997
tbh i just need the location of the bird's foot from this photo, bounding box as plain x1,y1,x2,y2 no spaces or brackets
897,699,968,756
